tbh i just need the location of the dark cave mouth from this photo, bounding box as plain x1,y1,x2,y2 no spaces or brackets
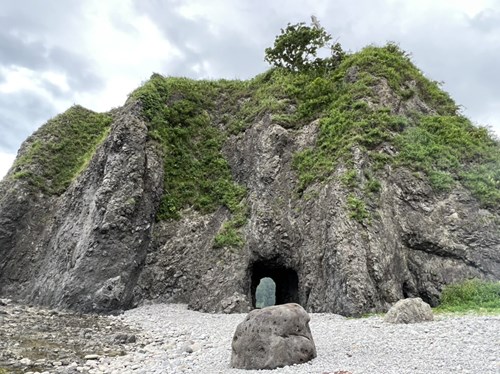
250,260,299,308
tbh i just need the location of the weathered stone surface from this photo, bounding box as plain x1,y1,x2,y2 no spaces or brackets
135,114,500,316
230,303,316,370
221,292,251,314
384,297,434,324
0,102,163,312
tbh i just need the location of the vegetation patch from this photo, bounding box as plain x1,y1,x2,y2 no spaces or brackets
12,106,112,195
435,279,500,314
285,43,499,211
347,195,370,223
130,74,248,246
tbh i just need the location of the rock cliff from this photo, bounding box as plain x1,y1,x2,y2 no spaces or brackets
0,44,498,316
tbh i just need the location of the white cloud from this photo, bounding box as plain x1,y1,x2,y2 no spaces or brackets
72,0,181,111
0,152,16,180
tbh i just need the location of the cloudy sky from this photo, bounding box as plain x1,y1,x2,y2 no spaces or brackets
1,0,499,178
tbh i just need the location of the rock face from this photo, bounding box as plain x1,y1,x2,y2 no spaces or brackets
384,298,434,324
0,46,499,316
0,102,163,312
134,114,500,316
230,303,316,370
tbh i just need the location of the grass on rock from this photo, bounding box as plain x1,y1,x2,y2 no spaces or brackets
12,106,112,195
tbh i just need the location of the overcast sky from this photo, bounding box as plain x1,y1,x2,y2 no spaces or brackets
1,0,499,178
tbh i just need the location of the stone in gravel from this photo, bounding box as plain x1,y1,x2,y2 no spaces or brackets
20,357,32,365
0,298,11,305
84,354,100,360
231,303,317,370
114,333,137,344
384,297,434,324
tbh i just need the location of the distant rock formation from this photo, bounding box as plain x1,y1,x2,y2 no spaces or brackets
0,44,498,316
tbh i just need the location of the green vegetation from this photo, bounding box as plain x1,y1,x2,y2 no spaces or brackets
341,169,358,188
12,106,112,194
347,195,370,223
130,74,248,247
436,279,500,313
396,116,499,205
131,75,247,221
256,277,276,308
286,42,499,212
264,19,344,72
214,205,247,249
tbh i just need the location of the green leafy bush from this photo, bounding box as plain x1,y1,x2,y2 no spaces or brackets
264,20,344,72
437,279,500,313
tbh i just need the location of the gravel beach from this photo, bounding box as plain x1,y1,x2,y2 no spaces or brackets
101,303,499,374
1,302,499,374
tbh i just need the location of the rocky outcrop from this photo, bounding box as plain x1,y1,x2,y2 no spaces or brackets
0,102,163,312
384,297,434,324
134,114,499,315
230,303,316,369
0,52,499,316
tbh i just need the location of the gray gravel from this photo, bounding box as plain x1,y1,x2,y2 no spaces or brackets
95,303,499,374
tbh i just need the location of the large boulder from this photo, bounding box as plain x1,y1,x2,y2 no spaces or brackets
384,297,434,324
230,303,316,370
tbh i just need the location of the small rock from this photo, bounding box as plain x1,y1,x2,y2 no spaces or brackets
114,333,137,344
190,342,202,352
384,297,434,324
20,358,32,365
84,354,100,360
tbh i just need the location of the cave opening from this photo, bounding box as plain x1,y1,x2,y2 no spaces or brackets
250,260,299,308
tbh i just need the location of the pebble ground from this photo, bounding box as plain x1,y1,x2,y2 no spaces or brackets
1,301,499,374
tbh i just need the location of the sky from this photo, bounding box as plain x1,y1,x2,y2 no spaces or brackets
1,0,499,179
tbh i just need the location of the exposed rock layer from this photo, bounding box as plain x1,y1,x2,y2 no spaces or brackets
0,76,499,316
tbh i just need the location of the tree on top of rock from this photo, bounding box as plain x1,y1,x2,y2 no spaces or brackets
264,16,345,72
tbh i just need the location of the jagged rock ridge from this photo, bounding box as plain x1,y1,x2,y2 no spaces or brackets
0,44,498,316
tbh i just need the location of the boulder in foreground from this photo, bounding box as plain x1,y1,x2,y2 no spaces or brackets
384,297,434,324
230,303,316,369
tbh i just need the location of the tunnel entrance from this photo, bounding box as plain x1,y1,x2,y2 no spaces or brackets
250,260,299,308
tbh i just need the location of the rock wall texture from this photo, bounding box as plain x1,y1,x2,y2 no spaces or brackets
0,103,163,312
1,53,499,316
134,114,499,316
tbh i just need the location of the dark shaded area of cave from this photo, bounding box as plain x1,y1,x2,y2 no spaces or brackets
250,260,299,308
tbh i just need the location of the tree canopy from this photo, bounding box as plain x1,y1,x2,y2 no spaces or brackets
264,18,345,72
